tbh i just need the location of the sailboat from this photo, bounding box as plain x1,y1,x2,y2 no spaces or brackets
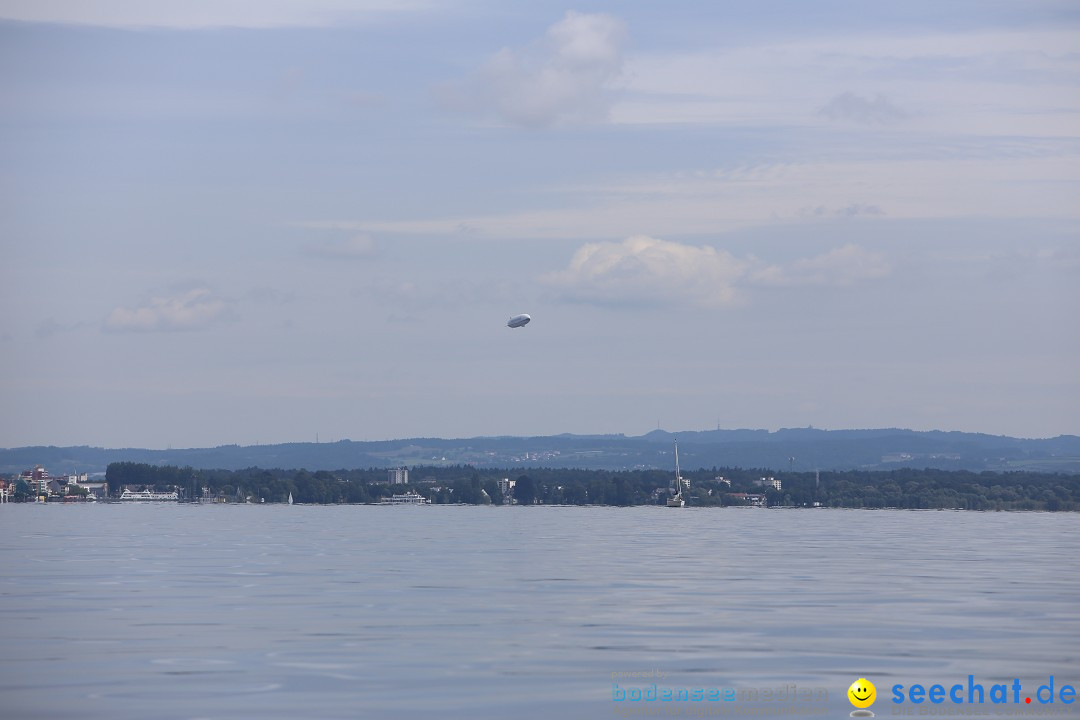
288,492,294,505
666,440,686,507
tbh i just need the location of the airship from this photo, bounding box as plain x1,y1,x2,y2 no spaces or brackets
507,313,531,328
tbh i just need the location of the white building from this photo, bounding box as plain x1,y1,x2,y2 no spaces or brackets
388,467,409,485
497,477,516,496
754,476,781,492
497,478,517,503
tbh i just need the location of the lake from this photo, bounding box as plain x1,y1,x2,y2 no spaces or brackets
1,504,1077,719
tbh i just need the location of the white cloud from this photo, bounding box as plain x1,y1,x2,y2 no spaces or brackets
820,93,908,125
442,10,627,128
613,28,1080,135
0,0,426,29
751,244,892,287
308,149,1080,243
542,235,748,308
544,237,894,308
306,234,379,259
104,288,228,332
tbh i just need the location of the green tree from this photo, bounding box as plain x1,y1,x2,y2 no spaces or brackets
483,479,504,505
514,475,537,505
14,479,32,502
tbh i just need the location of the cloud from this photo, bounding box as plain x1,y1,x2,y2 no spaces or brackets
615,27,1079,135
798,204,886,218
837,203,885,217
306,234,379,259
35,318,84,339
542,235,748,308
0,0,428,29
819,92,909,125
543,237,893,308
751,244,891,287
307,148,1080,243
442,10,627,128
104,287,228,333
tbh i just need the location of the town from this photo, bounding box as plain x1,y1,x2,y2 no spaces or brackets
3,461,1076,511
0,465,107,502
0,461,777,506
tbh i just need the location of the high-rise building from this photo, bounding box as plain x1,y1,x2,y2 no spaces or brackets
20,465,50,495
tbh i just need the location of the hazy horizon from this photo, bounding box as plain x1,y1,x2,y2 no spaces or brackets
5,423,1078,453
2,1,1077,448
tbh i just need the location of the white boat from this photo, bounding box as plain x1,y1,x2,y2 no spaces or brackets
119,489,179,502
666,441,686,507
384,491,429,505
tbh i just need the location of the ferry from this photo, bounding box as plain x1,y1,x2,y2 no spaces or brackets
383,491,429,505
119,489,179,502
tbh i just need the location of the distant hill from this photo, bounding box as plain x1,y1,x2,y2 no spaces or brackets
3,429,1079,475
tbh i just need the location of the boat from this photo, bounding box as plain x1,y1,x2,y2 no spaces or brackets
383,491,429,505
666,441,686,507
119,489,179,502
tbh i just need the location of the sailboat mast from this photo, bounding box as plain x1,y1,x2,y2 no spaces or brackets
674,440,680,492
666,439,686,507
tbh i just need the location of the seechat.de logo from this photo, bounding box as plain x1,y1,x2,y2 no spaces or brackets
891,676,1076,707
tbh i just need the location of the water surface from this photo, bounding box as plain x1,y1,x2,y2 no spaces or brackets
2,505,1077,719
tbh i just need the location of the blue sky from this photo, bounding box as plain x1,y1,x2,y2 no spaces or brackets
1,1,1078,448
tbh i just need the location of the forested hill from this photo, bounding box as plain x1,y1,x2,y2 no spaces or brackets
3,428,1079,475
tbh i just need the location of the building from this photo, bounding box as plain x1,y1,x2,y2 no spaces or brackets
74,482,108,499
20,465,51,495
730,493,767,507
496,478,515,496
15,466,104,499
388,467,409,485
68,474,107,499
754,476,781,492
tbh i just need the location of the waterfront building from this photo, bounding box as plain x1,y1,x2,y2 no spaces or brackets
755,476,781,492
70,480,108,499
730,493,767,507
20,465,50,495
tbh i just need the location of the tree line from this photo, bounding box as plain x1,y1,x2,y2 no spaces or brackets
97,462,1080,511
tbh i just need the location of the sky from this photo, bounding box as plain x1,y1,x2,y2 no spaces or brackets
1,0,1078,448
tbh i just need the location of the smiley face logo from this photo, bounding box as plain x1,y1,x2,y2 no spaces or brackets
848,678,876,709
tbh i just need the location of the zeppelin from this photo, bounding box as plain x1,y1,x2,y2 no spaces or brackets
507,313,531,328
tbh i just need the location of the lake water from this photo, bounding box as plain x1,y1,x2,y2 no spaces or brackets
1,505,1077,720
